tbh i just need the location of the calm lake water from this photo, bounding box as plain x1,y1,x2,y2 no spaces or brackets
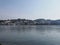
0,25,60,45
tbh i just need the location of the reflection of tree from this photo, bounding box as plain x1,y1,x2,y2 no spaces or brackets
8,25,29,32
35,25,46,32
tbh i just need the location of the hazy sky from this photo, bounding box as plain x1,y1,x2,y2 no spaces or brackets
0,0,60,20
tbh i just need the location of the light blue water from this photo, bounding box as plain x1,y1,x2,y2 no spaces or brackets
0,25,60,45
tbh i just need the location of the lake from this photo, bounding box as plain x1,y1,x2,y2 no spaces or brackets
0,25,60,45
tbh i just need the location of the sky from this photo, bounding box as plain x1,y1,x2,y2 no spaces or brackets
0,0,60,20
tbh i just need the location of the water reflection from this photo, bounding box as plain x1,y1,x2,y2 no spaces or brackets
0,25,60,45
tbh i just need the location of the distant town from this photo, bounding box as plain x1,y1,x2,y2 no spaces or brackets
0,18,60,25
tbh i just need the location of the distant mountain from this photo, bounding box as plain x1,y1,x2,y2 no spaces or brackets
34,19,60,25
0,18,60,25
